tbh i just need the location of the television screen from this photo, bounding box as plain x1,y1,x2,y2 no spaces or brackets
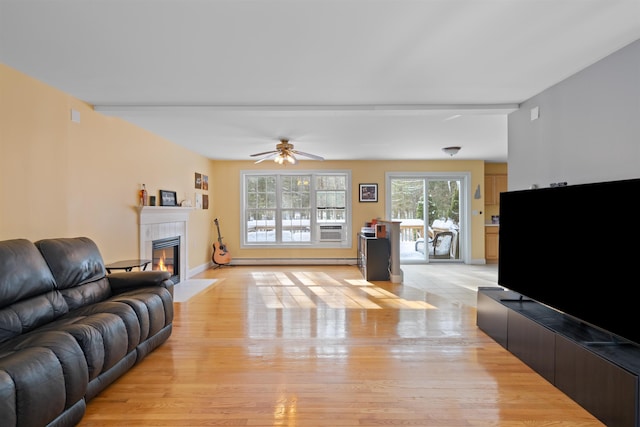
498,178,640,346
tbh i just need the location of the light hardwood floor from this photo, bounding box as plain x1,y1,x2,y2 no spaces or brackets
80,263,605,426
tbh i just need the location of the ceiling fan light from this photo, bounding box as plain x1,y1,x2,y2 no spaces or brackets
442,146,461,156
253,138,322,164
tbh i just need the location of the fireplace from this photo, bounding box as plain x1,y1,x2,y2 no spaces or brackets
152,236,180,284
138,206,192,284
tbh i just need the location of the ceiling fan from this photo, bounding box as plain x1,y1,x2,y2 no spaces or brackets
250,139,325,165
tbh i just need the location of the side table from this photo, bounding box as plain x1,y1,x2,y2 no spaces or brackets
105,259,152,274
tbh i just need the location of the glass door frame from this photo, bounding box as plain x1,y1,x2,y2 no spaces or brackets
385,171,471,264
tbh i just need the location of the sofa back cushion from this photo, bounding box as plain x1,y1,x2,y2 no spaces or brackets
35,237,111,311
0,239,67,343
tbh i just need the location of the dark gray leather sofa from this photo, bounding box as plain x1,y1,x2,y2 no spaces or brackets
0,237,174,427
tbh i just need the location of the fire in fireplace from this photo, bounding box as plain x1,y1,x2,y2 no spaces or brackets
152,236,180,284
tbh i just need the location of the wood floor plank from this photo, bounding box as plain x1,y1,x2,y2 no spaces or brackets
80,264,605,426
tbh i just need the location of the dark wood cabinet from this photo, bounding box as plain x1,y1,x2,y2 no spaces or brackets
476,288,509,348
477,288,640,427
357,234,390,281
507,309,556,383
555,335,638,427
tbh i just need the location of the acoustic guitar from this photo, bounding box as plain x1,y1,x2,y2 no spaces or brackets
212,218,232,266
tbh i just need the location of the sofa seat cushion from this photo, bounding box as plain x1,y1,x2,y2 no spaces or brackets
110,287,174,341
14,303,139,382
0,330,88,410
0,346,72,427
40,313,129,381
65,301,141,353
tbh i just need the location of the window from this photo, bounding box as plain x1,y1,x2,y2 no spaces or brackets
242,171,350,247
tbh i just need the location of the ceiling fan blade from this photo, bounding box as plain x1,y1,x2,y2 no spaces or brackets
292,150,324,161
250,150,278,157
254,152,279,164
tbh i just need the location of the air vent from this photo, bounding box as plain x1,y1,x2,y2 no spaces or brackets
319,224,344,241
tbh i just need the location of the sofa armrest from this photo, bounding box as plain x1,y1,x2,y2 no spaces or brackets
108,271,173,295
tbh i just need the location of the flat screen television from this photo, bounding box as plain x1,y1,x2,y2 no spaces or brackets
498,177,640,346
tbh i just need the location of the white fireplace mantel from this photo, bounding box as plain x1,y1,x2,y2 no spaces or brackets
138,206,193,282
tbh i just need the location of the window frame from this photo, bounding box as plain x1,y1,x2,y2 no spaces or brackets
241,170,352,248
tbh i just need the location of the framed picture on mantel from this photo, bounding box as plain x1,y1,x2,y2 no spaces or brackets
359,183,378,202
159,190,177,207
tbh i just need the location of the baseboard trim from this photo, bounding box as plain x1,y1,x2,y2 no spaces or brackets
230,258,358,266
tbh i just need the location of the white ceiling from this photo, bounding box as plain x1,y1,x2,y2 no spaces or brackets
2,0,639,162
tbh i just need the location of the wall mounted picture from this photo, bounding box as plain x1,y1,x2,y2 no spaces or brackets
195,173,202,189
203,194,209,209
195,193,203,209
202,175,208,191
359,183,378,202
159,190,178,206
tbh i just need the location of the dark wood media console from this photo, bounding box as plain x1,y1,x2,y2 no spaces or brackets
477,287,640,427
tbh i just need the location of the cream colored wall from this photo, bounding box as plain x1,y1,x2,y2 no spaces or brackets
1,62,489,269
0,64,216,273
211,159,487,262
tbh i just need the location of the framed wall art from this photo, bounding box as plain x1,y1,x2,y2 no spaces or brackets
159,190,178,207
359,183,378,202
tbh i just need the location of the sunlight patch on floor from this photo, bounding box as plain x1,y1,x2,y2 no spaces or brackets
251,271,437,310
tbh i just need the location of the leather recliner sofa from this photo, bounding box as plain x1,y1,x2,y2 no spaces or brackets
0,237,174,427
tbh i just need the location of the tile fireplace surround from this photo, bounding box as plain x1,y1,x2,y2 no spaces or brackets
138,206,193,282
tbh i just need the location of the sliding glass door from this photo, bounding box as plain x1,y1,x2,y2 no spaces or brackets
386,173,469,264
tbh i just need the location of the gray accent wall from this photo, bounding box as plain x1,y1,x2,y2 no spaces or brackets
508,39,640,191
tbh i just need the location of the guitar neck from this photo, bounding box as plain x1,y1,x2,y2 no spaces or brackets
215,219,224,243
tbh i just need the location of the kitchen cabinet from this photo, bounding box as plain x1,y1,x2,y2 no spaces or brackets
485,226,499,264
484,174,508,205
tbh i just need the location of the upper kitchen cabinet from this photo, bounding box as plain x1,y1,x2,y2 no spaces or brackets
485,174,508,206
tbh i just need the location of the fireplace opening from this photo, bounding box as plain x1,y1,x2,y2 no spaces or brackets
152,236,180,284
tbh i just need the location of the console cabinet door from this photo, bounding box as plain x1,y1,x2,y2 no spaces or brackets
507,309,556,383
476,290,508,348
555,335,638,427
